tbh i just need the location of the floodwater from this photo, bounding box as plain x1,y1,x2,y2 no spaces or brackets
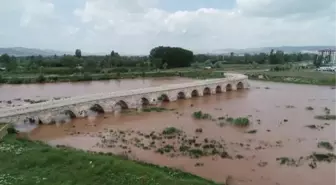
0,77,195,108
8,80,336,185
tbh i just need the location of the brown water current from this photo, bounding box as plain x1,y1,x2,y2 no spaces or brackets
0,77,195,100
6,79,336,185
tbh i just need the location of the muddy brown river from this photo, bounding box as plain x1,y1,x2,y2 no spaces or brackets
1,78,336,185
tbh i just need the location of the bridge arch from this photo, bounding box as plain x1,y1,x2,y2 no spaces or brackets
237,82,244,90
24,116,42,124
226,84,232,92
90,104,105,113
141,97,150,106
203,87,211,95
61,110,76,119
177,91,186,99
115,100,129,110
158,94,170,102
191,89,199,97
215,85,222,93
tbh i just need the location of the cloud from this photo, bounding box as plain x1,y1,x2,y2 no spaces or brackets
71,0,335,54
0,0,335,54
236,0,335,19
20,0,56,27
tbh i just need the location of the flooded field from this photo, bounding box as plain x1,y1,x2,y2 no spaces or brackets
7,80,336,185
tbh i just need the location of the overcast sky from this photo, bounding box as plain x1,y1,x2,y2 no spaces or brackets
0,0,335,55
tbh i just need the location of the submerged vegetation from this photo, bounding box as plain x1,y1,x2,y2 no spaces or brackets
143,107,169,112
227,117,251,127
162,127,182,135
192,111,212,120
232,117,250,127
305,106,314,111
318,141,334,151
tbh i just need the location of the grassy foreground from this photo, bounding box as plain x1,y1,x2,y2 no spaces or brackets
0,135,219,185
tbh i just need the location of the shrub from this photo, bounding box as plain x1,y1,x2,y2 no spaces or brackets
162,127,181,135
305,106,314,111
36,74,46,83
314,115,336,120
318,141,334,151
143,107,167,112
192,111,212,119
232,117,250,127
6,125,18,134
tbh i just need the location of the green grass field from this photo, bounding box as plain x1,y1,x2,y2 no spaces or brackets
1,65,335,86
245,70,336,85
0,135,219,185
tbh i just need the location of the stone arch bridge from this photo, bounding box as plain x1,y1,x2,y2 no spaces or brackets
0,73,249,124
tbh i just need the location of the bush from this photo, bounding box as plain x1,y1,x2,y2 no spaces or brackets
7,125,18,134
192,111,212,119
232,117,250,127
36,74,46,83
162,127,181,135
318,141,334,151
305,106,314,111
7,77,24,84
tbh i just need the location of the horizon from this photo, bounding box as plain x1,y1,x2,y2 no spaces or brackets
0,0,335,55
1,45,336,56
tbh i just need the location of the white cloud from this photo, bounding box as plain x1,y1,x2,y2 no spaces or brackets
0,0,335,54
20,0,56,27
65,26,80,35
236,0,335,19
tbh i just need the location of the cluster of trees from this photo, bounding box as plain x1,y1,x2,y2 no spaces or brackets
150,46,193,68
0,46,322,74
0,46,194,73
194,50,314,65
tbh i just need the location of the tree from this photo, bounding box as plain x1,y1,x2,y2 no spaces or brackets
0,54,10,64
149,46,193,68
151,58,163,69
162,62,168,69
269,49,284,64
75,49,82,58
61,55,81,68
204,60,213,67
36,74,46,83
313,54,322,67
110,50,120,57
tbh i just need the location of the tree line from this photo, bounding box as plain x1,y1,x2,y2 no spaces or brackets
0,46,321,74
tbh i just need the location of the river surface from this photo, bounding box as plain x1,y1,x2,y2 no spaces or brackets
0,77,195,108
2,78,336,185
0,77,195,100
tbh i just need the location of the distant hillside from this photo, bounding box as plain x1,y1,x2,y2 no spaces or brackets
0,47,70,57
211,46,336,55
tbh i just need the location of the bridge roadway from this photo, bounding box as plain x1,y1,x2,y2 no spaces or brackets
0,73,249,124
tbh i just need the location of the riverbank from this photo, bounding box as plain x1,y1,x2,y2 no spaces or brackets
0,70,224,85
245,71,336,86
0,134,219,185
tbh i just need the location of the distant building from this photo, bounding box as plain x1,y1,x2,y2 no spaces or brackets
317,49,336,65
